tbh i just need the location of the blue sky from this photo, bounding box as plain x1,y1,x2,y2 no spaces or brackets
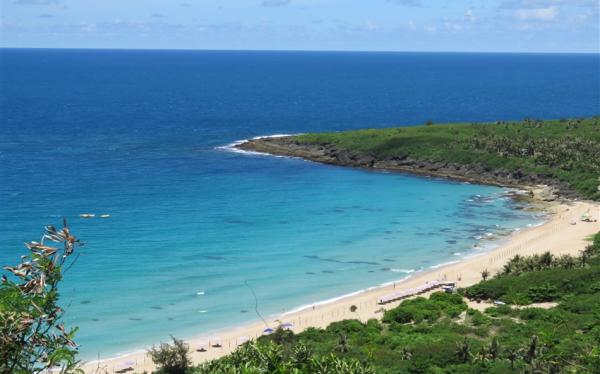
1,0,598,52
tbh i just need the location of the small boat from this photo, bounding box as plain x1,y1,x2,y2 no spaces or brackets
79,213,95,218
99,214,111,218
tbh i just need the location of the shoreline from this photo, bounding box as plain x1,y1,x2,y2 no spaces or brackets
80,198,535,360
232,135,578,200
82,197,600,373
81,135,596,372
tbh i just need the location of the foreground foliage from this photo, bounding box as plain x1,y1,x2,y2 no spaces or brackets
295,117,600,200
149,336,192,374
0,221,83,374
193,340,375,374
188,232,600,373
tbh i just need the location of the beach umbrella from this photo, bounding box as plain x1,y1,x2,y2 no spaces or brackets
281,322,293,330
115,360,135,372
209,337,222,347
263,327,275,335
195,341,209,352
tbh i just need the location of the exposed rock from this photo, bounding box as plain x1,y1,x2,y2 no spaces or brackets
236,137,580,200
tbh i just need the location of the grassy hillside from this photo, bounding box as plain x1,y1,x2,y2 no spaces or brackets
186,232,600,373
292,117,600,200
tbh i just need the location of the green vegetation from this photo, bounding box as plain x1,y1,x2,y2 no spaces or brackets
0,221,83,374
465,240,600,305
4,224,598,373
294,117,600,200
149,336,192,374
185,232,600,373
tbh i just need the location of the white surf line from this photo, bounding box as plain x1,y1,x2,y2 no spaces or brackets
215,134,303,157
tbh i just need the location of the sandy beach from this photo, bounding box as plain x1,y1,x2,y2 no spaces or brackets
83,199,600,374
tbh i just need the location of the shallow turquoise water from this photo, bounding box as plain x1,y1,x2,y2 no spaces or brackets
1,49,596,358
1,147,542,358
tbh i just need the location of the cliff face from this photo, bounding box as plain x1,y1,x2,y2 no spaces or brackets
236,136,576,200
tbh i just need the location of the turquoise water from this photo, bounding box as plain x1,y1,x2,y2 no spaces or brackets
57,157,542,358
1,49,597,359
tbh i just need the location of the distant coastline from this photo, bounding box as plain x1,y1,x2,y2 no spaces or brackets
235,135,531,187
235,117,600,202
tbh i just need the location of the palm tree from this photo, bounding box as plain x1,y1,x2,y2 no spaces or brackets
398,346,412,361
524,335,538,364
504,347,519,369
557,255,577,269
539,251,554,269
480,269,490,281
489,337,499,361
336,334,350,354
476,346,488,363
579,253,590,267
292,342,311,367
456,338,471,363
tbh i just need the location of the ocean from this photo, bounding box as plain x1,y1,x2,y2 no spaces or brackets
1,49,598,359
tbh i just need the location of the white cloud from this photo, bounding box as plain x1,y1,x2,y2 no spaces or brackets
515,6,557,20
364,20,378,31
465,9,476,21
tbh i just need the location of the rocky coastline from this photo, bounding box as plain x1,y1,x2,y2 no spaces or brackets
236,136,578,201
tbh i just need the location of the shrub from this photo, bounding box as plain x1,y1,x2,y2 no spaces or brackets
383,293,467,324
484,304,511,317
467,309,491,326
148,336,191,374
527,283,558,302
0,221,82,374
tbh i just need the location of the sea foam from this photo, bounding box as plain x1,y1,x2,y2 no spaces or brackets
216,134,302,157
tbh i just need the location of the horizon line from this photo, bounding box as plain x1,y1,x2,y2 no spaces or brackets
1,46,598,55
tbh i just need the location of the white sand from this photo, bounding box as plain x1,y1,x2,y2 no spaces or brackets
83,200,600,374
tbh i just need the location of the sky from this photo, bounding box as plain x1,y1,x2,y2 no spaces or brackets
0,0,598,53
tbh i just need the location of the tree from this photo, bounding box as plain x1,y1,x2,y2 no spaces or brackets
349,304,361,321
148,336,191,374
489,337,499,361
193,341,374,374
0,220,83,374
556,255,577,269
476,346,488,363
398,346,412,361
539,251,554,269
480,269,490,281
291,342,311,367
456,338,471,363
504,347,519,369
336,334,350,354
524,334,538,365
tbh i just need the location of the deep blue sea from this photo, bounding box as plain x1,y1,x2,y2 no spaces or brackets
1,49,599,359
